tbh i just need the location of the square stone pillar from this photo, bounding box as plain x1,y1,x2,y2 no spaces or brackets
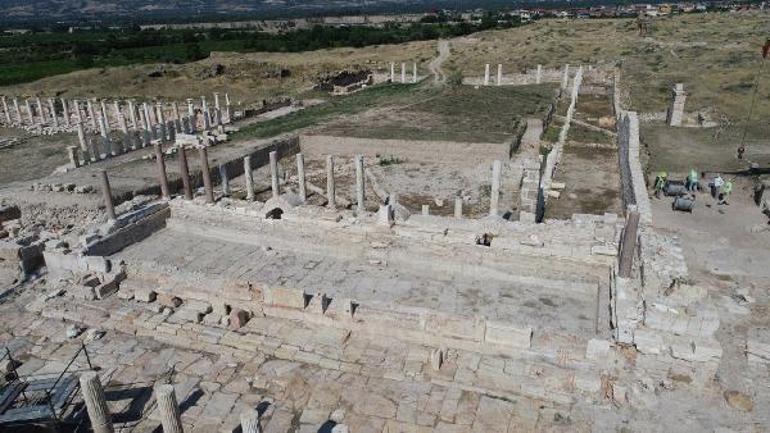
25,99,34,125
497,64,503,86
13,98,21,124
390,62,395,82
87,99,97,129
484,64,490,86
401,63,406,83
1,96,9,124
412,62,417,83
296,153,306,202
269,150,280,199
100,100,110,132
536,64,543,84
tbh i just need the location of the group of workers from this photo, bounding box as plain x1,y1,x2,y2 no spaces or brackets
654,170,734,207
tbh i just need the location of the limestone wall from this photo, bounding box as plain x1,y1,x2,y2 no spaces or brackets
616,112,652,224
299,134,509,164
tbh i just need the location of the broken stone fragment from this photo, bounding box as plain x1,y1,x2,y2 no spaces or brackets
66,324,84,339
157,292,182,308
229,308,250,330
84,328,105,342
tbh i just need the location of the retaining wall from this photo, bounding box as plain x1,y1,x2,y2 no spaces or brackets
299,134,509,164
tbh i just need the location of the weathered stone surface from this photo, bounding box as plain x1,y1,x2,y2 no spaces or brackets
484,321,531,349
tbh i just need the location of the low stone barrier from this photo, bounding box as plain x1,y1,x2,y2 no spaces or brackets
299,134,509,164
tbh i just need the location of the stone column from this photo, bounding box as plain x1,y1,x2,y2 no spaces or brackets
74,99,83,124
497,64,503,86
484,64,490,86
326,155,336,208
401,63,406,83
154,143,170,200
48,98,58,127
489,160,502,217
67,146,80,169
79,372,114,433
87,99,97,129
178,146,193,200
90,136,101,161
115,102,128,134
100,100,110,133
224,101,232,124
154,384,183,433
13,98,21,124
454,197,463,218
202,100,211,131
199,147,215,203
412,62,417,83
1,96,10,124
35,98,44,124
76,122,88,152
244,156,255,201
667,83,686,127
390,62,395,82
214,93,220,111
173,102,182,131
156,103,167,142
25,99,34,125
187,99,195,132
100,170,116,221
143,103,152,131
219,164,230,197
61,98,70,126
99,115,114,156
128,100,138,130
269,150,280,199
355,154,365,213
536,64,543,84
296,153,306,202
240,409,260,433
561,64,570,91
422,205,429,216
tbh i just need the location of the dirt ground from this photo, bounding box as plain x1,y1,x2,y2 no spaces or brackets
546,144,623,219
0,127,76,185
641,122,769,174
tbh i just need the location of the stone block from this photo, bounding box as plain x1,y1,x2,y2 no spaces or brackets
634,329,665,355
484,321,532,349
77,285,96,301
95,279,118,299
586,338,611,360
134,288,157,303
157,292,182,308
263,286,307,309
670,337,722,362
427,312,485,342
229,308,250,330
591,245,617,257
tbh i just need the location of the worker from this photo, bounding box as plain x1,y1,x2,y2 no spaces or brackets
686,169,700,192
711,174,724,199
654,171,668,198
720,180,733,205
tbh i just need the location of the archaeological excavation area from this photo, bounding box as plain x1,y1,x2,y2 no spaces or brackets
1,27,769,433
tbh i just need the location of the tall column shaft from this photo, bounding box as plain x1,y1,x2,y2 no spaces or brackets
154,143,170,200
497,64,503,86
355,154,365,213
326,155,336,208
100,170,116,221
154,384,184,433
484,64,490,86
269,150,280,199
178,146,193,200
199,147,215,204
240,409,260,433
401,63,406,83
79,372,114,433
489,160,502,217
296,153,306,202
244,156,255,201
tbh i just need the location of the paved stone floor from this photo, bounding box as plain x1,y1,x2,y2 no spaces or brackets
114,226,599,336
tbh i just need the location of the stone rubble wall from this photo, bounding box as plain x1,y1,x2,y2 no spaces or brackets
299,134,510,164
616,111,652,225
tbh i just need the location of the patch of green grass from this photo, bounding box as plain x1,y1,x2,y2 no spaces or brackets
231,83,420,139
568,123,614,144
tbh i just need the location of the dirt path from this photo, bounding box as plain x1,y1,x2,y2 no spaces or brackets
428,40,450,85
